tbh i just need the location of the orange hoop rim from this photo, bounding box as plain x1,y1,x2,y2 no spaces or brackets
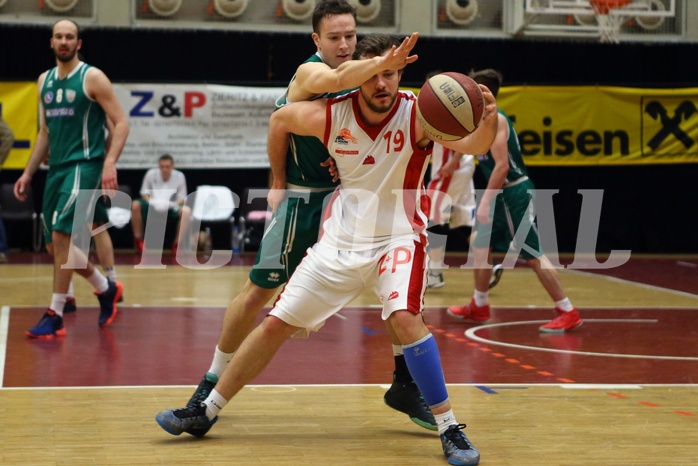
589,0,632,15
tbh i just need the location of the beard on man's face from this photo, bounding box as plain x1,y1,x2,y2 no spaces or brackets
54,47,77,63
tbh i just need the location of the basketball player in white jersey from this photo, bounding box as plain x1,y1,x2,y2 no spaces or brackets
156,34,498,465
425,142,477,287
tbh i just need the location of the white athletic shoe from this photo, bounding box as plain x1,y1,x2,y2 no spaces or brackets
489,263,504,289
427,272,445,289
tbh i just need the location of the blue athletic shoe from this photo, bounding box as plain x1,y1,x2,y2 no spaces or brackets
156,403,218,438
441,423,480,465
26,310,67,339
95,280,123,328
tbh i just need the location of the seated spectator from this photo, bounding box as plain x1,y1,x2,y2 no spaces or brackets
131,154,193,255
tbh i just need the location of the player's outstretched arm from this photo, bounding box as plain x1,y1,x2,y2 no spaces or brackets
294,32,419,98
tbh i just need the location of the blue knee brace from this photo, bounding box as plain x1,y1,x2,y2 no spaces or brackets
402,334,448,407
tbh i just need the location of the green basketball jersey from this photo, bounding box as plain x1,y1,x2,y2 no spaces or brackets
476,110,529,184
275,53,354,188
41,62,106,168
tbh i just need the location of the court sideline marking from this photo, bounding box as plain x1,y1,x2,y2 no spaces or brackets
0,306,8,387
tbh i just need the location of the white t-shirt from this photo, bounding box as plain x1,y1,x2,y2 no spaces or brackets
139,168,187,207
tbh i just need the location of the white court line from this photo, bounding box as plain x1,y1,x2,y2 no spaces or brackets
0,306,9,387
464,319,698,361
1,382,697,391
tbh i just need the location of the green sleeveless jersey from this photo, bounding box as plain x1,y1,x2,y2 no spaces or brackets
41,62,106,168
476,110,529,184
275,53,354,188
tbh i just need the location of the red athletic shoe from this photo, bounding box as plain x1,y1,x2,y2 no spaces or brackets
134,238,144,255
539,308,583,333
447,299,491,322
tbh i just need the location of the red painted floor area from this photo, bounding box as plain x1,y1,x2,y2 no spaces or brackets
5,305,697,388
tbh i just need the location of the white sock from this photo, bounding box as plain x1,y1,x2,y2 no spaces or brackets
435,409,458,435
208,346,235,378
50,293,68,316
104,266,117,282
473,289,489,307
555,298,574,312
203,389,228,421
67,281,74,299
86,270,109,294
392,344,403,356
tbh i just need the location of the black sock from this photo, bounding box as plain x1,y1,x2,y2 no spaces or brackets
394,354,413,383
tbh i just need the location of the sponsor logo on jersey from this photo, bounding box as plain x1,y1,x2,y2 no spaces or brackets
335,149,359,156
334,128,358,145
388,291,399,300
44,92,54,104
45,107,75,117
362,155,375,165
267,272,280,283
66,89,76,103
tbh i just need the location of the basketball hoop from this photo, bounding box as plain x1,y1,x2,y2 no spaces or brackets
590,0,631,43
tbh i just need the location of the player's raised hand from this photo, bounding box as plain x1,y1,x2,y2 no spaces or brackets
379,32,419,70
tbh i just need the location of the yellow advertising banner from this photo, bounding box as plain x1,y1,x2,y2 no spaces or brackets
497,86,698,166
0,82,37,170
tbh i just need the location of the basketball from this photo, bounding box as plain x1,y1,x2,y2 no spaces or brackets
416,72,484,141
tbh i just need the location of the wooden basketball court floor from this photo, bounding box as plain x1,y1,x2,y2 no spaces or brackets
1,252,696,465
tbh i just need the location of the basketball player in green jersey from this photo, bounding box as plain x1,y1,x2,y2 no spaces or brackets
448,69,583,333
14,19,129,338
184,1,436,431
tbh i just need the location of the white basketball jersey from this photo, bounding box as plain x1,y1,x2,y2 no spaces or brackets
320,90,432,251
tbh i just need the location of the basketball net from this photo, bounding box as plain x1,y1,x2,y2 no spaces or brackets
590,0,630,43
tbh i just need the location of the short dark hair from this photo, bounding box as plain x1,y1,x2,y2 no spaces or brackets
52,19,80,40
469,69,503,97
353,34,401,60
312,0,356,34
159,154,174,164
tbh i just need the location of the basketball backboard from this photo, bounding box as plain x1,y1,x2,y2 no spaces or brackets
508,0,679,43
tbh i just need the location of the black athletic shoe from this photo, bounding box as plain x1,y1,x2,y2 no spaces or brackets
384,375,437,431
95,280,123,328
187,372,219,407
63,297,77,314
441,423,480,465
156,402,218,438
